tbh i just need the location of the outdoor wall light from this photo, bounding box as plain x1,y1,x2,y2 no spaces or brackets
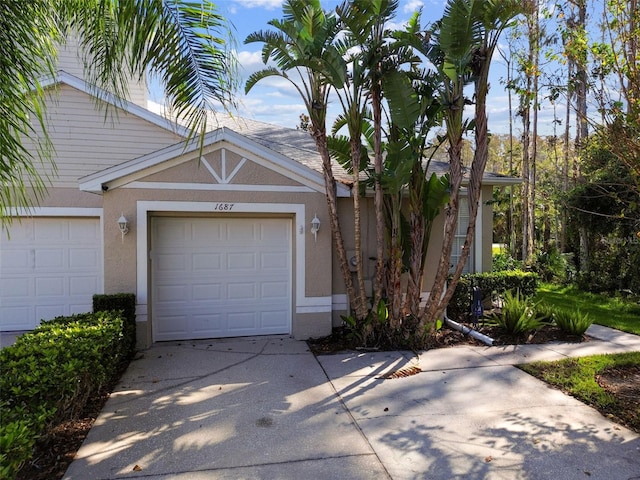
117,214,129,241
310,214,321,242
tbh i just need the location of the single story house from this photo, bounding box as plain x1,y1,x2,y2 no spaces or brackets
1,62,518,348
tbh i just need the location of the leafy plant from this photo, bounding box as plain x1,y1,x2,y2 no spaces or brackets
492,252,523,271
535,302,556,323
553,309,594,336
448,270,539,322
488,290,543,334
0,311,129,478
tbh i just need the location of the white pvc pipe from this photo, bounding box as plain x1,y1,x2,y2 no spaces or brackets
444,316,494,346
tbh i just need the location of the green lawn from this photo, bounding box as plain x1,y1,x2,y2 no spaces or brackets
519,352,640,433
535,283,640,335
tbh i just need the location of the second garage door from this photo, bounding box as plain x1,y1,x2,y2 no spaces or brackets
151,216,292,341
0,217,102,331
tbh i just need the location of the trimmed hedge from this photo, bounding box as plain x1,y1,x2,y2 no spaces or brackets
447,270,539,322
93,293,136,357
0,312,128,479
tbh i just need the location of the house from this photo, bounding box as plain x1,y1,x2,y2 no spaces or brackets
0,62,519,348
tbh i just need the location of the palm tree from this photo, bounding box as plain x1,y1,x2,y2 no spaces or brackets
419,0,522,329
1,0,237,222
244,0,367,318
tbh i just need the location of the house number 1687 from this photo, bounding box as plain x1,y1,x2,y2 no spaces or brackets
213,203,234,211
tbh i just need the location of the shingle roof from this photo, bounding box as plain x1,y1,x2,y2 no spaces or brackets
208,114,521,187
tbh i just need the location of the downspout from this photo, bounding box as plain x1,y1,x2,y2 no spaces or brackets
444,315,494,346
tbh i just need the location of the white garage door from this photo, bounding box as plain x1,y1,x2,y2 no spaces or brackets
151,217,292,341
0,217,103,331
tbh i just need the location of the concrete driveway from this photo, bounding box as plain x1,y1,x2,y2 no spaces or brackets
64,326,640,479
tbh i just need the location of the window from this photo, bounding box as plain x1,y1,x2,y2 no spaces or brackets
449,196,473,274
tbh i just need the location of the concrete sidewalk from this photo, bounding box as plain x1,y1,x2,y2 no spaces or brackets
64,326,640,479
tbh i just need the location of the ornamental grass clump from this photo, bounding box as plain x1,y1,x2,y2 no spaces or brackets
489,290,544,335
552,308,593,336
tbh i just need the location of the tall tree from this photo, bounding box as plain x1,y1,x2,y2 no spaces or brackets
419,0,522,328
1,0,237,222
244,0,364,319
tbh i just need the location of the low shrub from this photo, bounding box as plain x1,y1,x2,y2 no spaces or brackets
487,290,544,335
0,311,128,479
552,308,594,336
93,293,136,356
448,270,539,322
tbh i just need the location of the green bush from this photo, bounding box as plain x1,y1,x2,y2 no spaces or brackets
93,293,136,356
488,290,544,334
552,308,594,336
447,270,539,322
0,312,128,479
492,252,523,272
530,247,575,284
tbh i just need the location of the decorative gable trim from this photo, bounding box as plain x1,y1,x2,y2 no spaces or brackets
79,128,351,197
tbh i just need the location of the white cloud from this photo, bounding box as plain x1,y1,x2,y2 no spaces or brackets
233,0,283,10
403,0,424,14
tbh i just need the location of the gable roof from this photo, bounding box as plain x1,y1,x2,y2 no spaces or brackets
79,126,351,197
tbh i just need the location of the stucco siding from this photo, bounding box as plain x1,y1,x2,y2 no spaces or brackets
139,150,305,187
24,85,181,188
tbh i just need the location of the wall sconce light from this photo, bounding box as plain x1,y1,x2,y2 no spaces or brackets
310,214,320,242
117,214,129,241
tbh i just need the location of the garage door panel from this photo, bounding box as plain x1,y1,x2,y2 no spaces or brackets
192,283,222,300
36,277,65,296
69,249,100,269
156,284,188,302
156,314,189,337
70,276,99,295
68,221,100,242
192,253,221,271
227,283,256,300
226,223,256,242
227,252,256,270
2,249,30,270
192,223,223,244
69,302,92,315
192,313,225,334
0,306,34,330
152,217,291,341
261,222,288,242
36,304,66,322
261,311,289,329
262,282,289,299
156,253,187,272
35,220,64,240
1,278,31,297
35,249,64,268
1,217,103,331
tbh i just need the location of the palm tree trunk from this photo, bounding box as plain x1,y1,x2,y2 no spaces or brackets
372,89,385,310
311,129,361,318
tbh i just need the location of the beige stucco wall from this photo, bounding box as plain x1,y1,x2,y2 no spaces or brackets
330,188,495,324
141,150,304,187
102,165,333,347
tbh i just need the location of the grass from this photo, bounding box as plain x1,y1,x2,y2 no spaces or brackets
535,283,640,335
519,352,640,433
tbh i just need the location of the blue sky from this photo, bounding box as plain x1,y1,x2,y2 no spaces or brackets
150,0,567,136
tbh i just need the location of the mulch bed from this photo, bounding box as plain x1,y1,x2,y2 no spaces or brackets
307,323,590,355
